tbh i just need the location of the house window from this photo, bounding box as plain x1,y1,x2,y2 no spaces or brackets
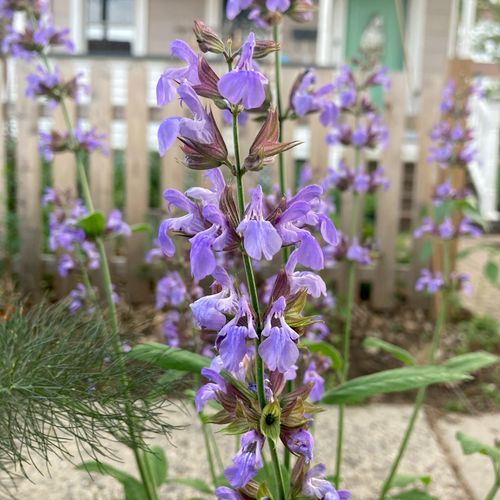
86,0,135,55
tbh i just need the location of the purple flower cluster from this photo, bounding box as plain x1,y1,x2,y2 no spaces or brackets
323,232,374,267
415,269,472,295
324,162,389,194
43,188,130,309
39,125,108,161
413,216,482,240
226,0,315,28
432,179,471,206
428,80,481,168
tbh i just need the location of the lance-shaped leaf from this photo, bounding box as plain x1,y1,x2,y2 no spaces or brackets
456,432,500,462
443,352,498,373
363,337,416,366
321,366,471,405
243,109,300,171
128,343,210,374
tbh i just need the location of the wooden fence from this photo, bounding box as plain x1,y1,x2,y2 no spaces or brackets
0,57,447,309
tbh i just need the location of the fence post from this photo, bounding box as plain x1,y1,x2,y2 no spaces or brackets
52,60,77,195
125,61,149,302
409,75,443,303
16,61,41,297
89,60,114,213
372,73,407,309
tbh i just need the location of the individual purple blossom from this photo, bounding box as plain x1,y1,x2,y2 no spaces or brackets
190,268,238,330
73,125,109,155
266,0,291,12
440,80,456,113
451,272,473,295
306,322,329,341
438,218,454,240
25,64,60,106
106,209,132,236
413,217,435,238
259,296,299,373
346,238,371,265
303,361,325,402
195,367,227,412
226,0,252,19
237,185,282,261
68,283,90,314
214,487,244,500
155,272,187,309
224,430,264,488
365,66,391,90
163,310,181,347
415,269,444,294
303,464,351,500
458,217,482,238
57,253,75,278
42,186,57,206
285,249,327,298
353,168,370,193
218,32,268,110
156,39,200,106
284,428,314,463
81,241,100,270
157,83,214,156
216,296,257,371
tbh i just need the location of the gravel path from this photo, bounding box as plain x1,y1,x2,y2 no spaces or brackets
10,404,488,500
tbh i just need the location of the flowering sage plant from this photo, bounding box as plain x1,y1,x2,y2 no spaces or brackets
155,21,348,500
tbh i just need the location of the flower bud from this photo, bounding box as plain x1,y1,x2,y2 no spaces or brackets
253,39,280,59
193,20,225,54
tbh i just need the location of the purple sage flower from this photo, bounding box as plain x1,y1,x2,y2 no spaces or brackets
283,428,314,463
304,361,326,402
303,464,351,499
224,430,264,488
258,296,299,373
218,32,268,110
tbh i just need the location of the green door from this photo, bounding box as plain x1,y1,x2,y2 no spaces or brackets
345,0,406,70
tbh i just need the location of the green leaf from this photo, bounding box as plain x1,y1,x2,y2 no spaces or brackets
390,473,432,489
443,352,499,373
78,211,106,238
456,432,500,462
484,261,499,285
169,478,213,494
363,337,416,366
130,223,152,234
321,367,471,405
302,339,343,370
129,343,210,374
76,461,147,500
390,489,438,500
143,446,168,487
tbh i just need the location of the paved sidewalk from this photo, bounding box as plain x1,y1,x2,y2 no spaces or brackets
10,403,497,500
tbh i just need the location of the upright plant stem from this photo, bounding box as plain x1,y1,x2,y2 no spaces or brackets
202,421,218,487
379,241,451,499
334,145,362,488
272,23,286,199
232,111,286,500
485,465,499,500
273,22,293,472
36,46,158,500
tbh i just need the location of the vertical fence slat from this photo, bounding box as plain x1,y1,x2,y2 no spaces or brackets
16,62,41,297
309,68,333,182
52,61,77,195
0,62,5,260
89,60,114,212
409,75,443,302
125,61,149,301
372,73,407,309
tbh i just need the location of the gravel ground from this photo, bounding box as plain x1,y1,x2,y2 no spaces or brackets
10,404,473,500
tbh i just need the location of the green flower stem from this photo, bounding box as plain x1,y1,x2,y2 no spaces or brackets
207,423,225,475
334,145,362,488
35,44,159,500
201,420,218,487
272,23,286,199
379,241,451,499
485,464,499,500
232,111,286,500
